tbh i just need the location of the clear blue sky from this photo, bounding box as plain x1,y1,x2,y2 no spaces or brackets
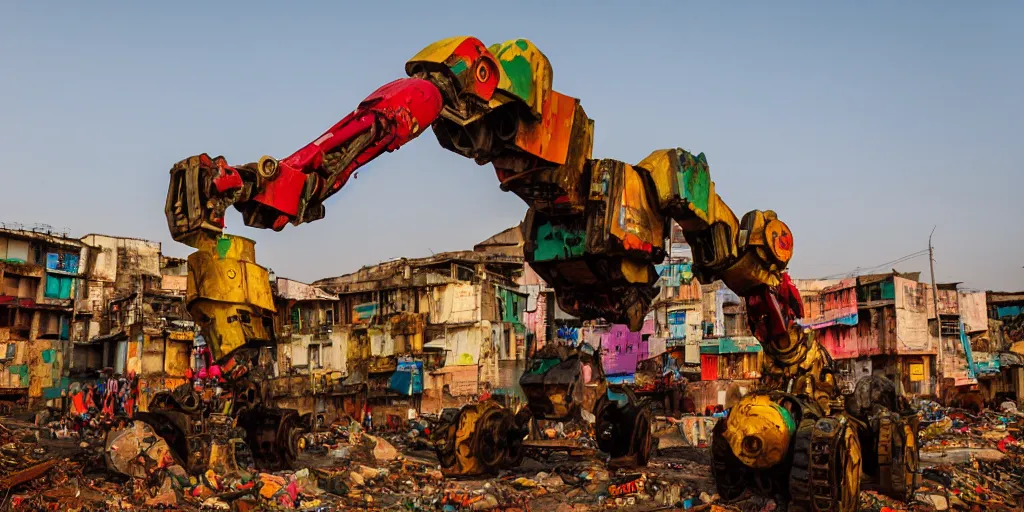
1,1,1021,291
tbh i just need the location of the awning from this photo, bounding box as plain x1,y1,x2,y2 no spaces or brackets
999,352,1024,368
75,331,128,346
700,336,762,355
423,338,446,351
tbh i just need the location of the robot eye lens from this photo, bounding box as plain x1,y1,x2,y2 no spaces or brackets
476,63,489,82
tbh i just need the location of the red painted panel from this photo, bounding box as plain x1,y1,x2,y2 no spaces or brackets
701,354,719,381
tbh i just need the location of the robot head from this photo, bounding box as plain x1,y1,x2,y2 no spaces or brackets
406,37,501,116
405,37,575,168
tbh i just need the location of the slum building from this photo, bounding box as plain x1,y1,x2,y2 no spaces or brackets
845,273,936,395
268,277,358,425
0,224,85,407
312,250,528,424
472,225,562,399
650,223,703,383
980,291,1024,400
926,282,975,392
796,278,868,391
473,223,550,358
794,272,984,398
71,235,194,411
685,281,764,411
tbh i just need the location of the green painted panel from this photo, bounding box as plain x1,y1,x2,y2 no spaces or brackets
449,59,468,75
44,275,61,299
493,48,534,102
678,151,710,215
532,222,586,262
58,277,73,299
881,281,895,300
528,358,561,375
498,287,524,324
216,236,232,259
8,364,28,387
42,349,56,364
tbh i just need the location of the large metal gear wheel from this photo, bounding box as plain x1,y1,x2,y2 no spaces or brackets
435,402,523,476
788,417,862,512
473,406,514,472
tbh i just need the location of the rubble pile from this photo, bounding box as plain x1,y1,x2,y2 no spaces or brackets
880,399,1024,512
11,396,1024,511
2,409,747,511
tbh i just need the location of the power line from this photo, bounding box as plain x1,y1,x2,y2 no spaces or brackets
817,249,929,280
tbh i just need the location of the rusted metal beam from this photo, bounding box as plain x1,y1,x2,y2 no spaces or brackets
0,459,57,489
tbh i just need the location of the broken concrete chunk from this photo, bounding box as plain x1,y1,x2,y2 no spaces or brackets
356,464,380,480
470,493,500,510
349,471,365,487
201,497,230,510
366,434,399,461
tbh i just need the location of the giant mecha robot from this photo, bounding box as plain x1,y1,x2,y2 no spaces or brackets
157,36,919,510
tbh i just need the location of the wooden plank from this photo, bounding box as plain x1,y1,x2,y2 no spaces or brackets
0,459,57,489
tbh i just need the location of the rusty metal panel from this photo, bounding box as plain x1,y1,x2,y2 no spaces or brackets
513,90,574,165
893,276,931,354
958,291,988,334
590,160,666,257
164,340,191,376
161,274,187,293
276,278,338,301
488,39,554,118
27,340,54,398
187,255,275,312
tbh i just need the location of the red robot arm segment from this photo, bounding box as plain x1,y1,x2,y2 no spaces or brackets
165,77,443,243
243,77,444,230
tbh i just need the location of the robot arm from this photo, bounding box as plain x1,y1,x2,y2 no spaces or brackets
165,77,444,246
637,149,816,389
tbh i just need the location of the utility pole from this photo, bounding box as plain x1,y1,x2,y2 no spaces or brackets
928,227,943,397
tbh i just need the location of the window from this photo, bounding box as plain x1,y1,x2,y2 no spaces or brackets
45,252,80,273
308,344,322,369
2,276,18,297
456,265,475,282
44,275,74,299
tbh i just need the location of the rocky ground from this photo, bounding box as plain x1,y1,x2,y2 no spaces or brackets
1,405,1023,511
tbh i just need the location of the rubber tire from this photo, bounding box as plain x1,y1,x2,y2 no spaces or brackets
631,406,652,467
435,410,461,470
710,417,751,502
787,419,815,512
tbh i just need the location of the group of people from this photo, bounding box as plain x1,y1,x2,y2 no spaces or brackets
59,369,139,431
